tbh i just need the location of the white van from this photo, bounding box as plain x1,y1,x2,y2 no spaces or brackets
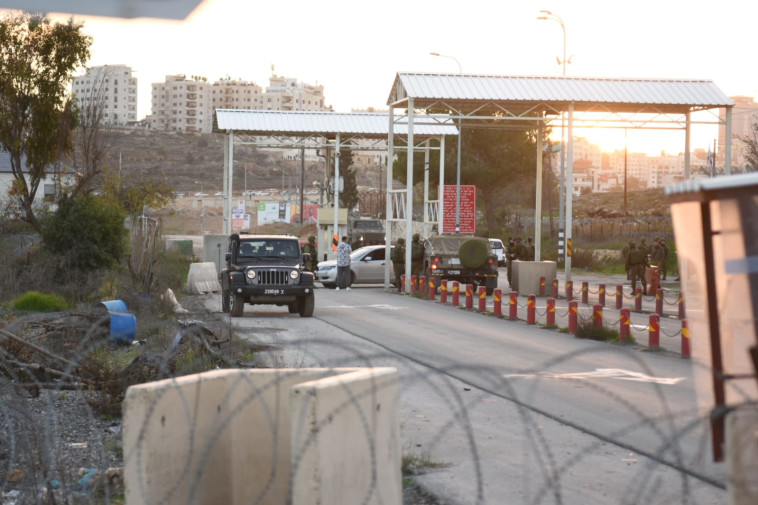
488,238,505,266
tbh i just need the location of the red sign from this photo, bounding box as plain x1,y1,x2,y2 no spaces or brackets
442,185,476,234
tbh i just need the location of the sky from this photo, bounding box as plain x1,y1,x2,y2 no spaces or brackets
11,0,758,156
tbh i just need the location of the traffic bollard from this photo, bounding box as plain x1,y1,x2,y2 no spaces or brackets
593,303,603,328
566,280,573,301
546,297,555,326
509,291,518,320
401,274,406,293
465,284,473,309
678,292,686,319
655,288,663,315
568,300,578,334
440,280,448,303
428,278,436,301
649,313,660,348
599,284,606,306
452,281,460,306
478,286,487,312
681,319,691,358
493,289,502,316
411,275,417,294
539,276,546,297
615,284,623,309
620,308,631,342
582,281,589,304
419,275,426,295
527,294,536,324
552,279,559,299
634,287,642,311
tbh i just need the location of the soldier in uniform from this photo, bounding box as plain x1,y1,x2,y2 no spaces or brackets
526,237,535,261
506,237,516,286
392,238,406,288
622,240,635,280
411,233,424,276
301,235,318,272
628,242,649,294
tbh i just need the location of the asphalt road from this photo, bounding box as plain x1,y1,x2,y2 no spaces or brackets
201,279,725,505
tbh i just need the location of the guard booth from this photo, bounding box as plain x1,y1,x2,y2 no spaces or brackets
316,206,348,261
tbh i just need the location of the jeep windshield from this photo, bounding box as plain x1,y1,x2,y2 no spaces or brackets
237,239,301,259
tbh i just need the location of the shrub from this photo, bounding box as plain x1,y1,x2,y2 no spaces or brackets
574,318,619,342
13,290,68,312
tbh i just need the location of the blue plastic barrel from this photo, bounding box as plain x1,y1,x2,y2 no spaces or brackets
98,299,128,313
109,312,137,344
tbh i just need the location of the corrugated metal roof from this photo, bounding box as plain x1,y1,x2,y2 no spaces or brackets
388,73,734,111
213,109,458,136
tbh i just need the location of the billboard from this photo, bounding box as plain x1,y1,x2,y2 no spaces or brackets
257,201,292,225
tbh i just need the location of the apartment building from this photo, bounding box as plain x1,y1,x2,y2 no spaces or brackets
150,74,328,133
149,75,215,133
71,65,138,126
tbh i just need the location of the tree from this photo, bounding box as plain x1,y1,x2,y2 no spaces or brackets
327,146,359,210
41,193,128,270
740,121,758,172
0,13,92,230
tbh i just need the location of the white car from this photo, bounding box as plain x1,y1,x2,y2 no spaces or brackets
489,238,505,266
316,245,395,288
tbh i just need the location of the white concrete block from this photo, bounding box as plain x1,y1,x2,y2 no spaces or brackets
186,262,221,294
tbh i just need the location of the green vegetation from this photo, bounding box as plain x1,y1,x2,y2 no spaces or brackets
574,318,620,342
12,290,68,312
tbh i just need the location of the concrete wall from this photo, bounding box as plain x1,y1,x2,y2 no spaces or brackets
123,367,401,505
512,261,557,296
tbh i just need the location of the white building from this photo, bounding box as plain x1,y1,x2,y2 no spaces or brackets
71,64,138,126
262,75,326,111
719,95,758,172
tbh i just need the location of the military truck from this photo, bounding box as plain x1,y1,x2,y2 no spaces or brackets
350,216,385,245
421,235,499,295
219,233,315,317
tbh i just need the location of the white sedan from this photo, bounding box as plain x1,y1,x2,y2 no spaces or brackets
315,245,395,288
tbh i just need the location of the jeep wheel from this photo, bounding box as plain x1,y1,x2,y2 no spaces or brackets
459,238,489,269
298,292,314,317
221,289,231,313
231,294,245,317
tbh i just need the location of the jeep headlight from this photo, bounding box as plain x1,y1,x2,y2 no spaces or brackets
246,269,256,280
289,270,299,280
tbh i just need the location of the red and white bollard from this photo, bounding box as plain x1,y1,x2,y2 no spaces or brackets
478,286,487,312
655,288,663,315
678,292,686,319
440,280,448,303
681,319,691,358
620,308,631,342
465,284,473,309
615,284,623,310
634,287,643,311
546,297,556,326
509,291,518,320
411,275,417,294
599,284,606,306
452,281,460,306
527,294,536,324
539,276,546,297
552,279,559,299
649,313,660,348
493,289,502,316
401,274,406,293
419,275,427,295
428,278,436,301
581,281,589,305
566,280,574,301
568,300,578,334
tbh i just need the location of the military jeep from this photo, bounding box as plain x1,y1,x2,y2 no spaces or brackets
422,235,499,295
219,233,315,317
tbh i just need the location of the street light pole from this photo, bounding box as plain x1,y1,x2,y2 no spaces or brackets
537,10,568,263
430,52,463,233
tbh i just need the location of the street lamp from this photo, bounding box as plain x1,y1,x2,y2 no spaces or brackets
538,9,569,268
430,52,463,233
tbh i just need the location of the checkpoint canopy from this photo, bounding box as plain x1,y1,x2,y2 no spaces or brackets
212,109,457,259
386,72,734,281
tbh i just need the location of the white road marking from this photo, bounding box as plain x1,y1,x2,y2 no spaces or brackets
504,368,684,385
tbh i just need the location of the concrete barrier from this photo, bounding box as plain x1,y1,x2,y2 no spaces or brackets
511,261,557,296
186,261,221,294
123,367,401,505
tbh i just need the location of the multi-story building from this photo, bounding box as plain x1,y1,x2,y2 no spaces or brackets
150,75,214,133
719,95,758,171
71,64,138,126
150,74,328,133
